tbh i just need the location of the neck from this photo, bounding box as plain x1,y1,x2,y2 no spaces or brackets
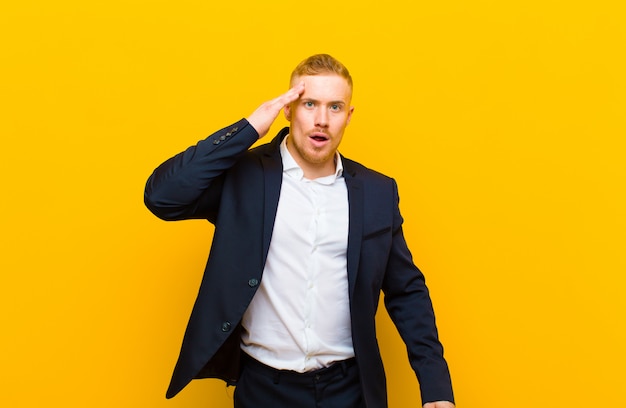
301,159,336,179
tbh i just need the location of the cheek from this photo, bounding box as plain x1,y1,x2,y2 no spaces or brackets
332,117,350,131
292,110,310,125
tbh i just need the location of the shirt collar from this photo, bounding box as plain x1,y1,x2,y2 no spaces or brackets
280,135,344,185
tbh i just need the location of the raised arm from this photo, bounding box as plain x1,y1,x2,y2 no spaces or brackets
144,83,305,222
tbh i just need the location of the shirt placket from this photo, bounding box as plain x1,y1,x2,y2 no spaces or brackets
303,181,321,369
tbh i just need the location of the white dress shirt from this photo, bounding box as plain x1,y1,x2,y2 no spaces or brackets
240,135,354,372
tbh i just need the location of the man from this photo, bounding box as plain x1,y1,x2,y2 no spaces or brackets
145,54,454,408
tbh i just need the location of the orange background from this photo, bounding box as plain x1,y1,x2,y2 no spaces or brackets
1,1,625,406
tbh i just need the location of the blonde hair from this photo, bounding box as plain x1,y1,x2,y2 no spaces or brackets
290,54,353,90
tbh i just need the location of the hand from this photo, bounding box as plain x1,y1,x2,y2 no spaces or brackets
246,81,305,139
424,402,455,408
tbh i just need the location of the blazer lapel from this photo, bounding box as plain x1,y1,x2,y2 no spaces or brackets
343,160,363,299
260,128,289,262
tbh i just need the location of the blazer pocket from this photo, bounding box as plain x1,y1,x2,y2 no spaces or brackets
363,226,391,241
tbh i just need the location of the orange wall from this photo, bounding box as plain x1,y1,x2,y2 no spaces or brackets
2,1,625,407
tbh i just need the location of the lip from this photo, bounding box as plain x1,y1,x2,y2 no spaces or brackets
309,132,330,147
309,131,329,140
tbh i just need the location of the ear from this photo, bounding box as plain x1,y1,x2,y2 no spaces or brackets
346,106,355,125
283,104,292,121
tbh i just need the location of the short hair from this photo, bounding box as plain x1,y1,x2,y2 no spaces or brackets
290,54,353,90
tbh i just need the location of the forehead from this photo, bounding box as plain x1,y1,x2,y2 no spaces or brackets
295,74,352,102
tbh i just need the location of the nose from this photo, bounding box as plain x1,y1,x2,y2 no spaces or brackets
315,107,329,128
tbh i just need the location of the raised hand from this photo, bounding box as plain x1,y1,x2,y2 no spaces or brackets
246,81,305,139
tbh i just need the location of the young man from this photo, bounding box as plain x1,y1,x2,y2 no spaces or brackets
145,54,454,408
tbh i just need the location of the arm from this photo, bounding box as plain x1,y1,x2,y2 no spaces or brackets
144,119,258,221
144,83,305,222
382,180,455,405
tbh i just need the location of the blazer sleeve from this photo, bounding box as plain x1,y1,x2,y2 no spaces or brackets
382,180,455,404
144,119,258,222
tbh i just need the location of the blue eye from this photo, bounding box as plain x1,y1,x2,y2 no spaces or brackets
304,101,314,108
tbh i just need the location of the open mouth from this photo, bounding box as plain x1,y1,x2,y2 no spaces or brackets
310,132,329,142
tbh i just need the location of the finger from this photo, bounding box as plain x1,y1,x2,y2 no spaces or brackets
273,81,305,107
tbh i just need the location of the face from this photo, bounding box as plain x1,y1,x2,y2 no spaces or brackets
283,74,354,177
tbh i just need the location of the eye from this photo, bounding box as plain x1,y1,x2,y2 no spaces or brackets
330,104,341,112
304,101,314,108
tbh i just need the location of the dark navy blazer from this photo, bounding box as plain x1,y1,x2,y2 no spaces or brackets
144,119,454,407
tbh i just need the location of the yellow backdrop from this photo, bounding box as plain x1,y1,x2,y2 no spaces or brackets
2,1,625,407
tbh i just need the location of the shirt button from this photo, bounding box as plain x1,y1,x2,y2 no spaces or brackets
248,278,259,287
221,321,231,332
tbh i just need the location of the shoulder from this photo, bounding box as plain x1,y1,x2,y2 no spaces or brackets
241,127,287,162
342,156,395,185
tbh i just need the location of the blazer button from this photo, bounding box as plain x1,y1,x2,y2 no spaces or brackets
248,278,259,287
221,321,231,332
